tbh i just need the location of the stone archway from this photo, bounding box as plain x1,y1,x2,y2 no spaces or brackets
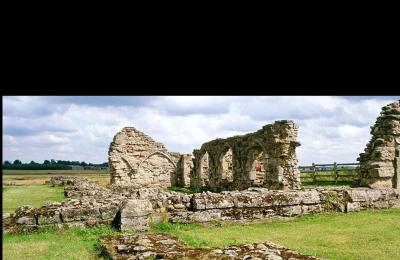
246,144,268,187
136,152,177,188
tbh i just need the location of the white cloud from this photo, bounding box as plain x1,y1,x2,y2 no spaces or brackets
2,96,399,165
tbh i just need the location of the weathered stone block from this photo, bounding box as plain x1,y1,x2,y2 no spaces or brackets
301,204,322,214
120,199,153,232
346,202,361,212
120,216,149,232
299,190,321,205
61,207,101,222
16,216,36,225
368,167,395,178
191,210,221,222
100,205,119,220
120,199,153,218
280,205,302,216
37,212,61,225
345,189,368,202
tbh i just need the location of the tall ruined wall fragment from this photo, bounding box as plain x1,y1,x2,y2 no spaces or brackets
191,120,301,191
357,100,400,189
108,127,182,188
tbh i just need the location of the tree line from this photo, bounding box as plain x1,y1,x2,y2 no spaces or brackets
2,160,108,170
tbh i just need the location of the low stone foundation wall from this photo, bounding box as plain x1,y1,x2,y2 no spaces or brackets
3,177,124,234
166,187,399,223
3,177,399,234
99,233,319,259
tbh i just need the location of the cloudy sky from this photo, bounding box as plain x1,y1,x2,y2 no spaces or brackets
3,96,399,165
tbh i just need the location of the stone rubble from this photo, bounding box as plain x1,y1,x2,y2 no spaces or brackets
99,233,320,260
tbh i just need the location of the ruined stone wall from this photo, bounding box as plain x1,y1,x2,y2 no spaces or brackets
357,100,400,189
3,177,124,234
3,177,399,234
108,127,182,189
191,120,301,191
167,187,399,224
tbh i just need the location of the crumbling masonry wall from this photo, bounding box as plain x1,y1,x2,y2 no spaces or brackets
3,176,398,234
191,120,301,191
108,127,182,188
357,100,400,189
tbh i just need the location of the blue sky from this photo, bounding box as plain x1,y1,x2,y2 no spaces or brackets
3,96,399,165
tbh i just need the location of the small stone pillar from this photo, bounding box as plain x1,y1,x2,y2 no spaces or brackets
120,199,153,232
177,154,193,188
264,120,301,190
357,101,400,189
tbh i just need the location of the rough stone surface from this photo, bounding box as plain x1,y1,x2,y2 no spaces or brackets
120,199,153,232
108,127,182,188
191,120,301,192
357,100,400,189
50,176,89,186
99,233,320,260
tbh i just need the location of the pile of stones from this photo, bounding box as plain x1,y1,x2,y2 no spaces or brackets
99,233,320,260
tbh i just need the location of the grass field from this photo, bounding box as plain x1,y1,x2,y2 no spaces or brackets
152,209,400,260
3,209,399,260
2,184,65,213
3,169,399,259
2,225,119,260
3,169,110,186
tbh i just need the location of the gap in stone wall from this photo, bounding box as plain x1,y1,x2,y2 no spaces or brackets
220,147,233,183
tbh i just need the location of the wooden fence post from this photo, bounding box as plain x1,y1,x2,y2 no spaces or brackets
333,162,338,184
312,163,316,183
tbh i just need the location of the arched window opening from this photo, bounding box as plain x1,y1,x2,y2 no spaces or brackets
248,148,267,187
220,148,233,182
200,152,210,186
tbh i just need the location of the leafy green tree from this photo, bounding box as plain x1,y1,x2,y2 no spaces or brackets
13,160,22,165
3,161,12,166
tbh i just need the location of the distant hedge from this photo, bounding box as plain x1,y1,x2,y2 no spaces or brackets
2,160,108,170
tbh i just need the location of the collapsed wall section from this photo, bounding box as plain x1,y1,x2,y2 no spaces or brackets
357,101,400,189
191,120,301,191
108,127,182,188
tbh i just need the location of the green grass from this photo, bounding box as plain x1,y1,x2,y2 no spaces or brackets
152,208,400,260
2,170,110,186
2,169,109,175
2,225,119,260
2,184,65,213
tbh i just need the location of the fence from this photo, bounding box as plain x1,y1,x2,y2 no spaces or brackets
299,162,359,185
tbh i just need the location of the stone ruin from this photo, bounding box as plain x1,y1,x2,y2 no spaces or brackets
3,103,400,259
108,127,184,188
108,120,301,192
190,120,301,191
357,100,400,189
